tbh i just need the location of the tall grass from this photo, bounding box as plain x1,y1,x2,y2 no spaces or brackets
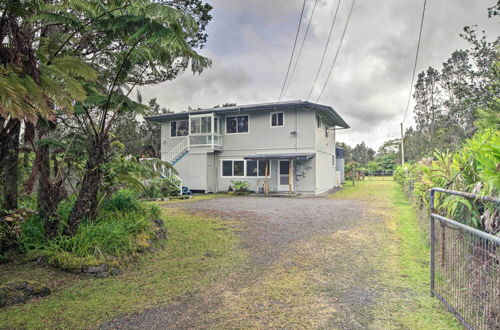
18,189,159,267
44,211,150,259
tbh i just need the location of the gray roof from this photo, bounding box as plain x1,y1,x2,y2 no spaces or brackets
145,100,349,128
244,152,315,160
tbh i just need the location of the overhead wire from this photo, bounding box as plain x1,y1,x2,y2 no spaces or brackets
282,0,319,97
306,0,342,101
315,0,356,103
278,0,307,102
402,0,427,123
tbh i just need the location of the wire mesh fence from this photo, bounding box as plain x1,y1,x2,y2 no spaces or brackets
430,188,500,330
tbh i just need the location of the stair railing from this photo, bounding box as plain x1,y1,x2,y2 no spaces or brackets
164,137,189,163
165,167,183,195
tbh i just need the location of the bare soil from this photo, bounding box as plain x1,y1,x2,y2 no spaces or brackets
102,196,386,329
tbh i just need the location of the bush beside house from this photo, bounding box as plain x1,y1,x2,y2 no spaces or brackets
394,129,499,235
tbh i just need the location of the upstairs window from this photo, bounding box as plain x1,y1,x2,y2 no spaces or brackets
226,115,248,134
316,114,321,128
271,112,284,127
170,120,188,137
190,116,211,134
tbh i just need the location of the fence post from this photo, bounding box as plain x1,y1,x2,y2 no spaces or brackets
429,189,435,297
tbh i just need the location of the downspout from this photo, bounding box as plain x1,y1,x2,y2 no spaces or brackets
295,108,298,151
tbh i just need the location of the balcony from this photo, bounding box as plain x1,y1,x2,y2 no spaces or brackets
188,113,222,149
189,134,223,148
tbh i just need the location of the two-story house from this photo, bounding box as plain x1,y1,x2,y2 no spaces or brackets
145,100,349,195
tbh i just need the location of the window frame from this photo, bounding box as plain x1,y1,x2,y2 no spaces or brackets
170,119,189,138
225,115,249,135
220,159,271,178
270,111,285,128
189,116,212,135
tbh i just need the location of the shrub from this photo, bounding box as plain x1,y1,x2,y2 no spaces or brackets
17,215,46,252
394,129,499,233
102,189,141,212
47,211,150,258
231,180,249,195
141,178,181,199
6,188,167,272
57,195,77,223
26,208,155,271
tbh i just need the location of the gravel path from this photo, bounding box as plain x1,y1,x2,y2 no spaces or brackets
103,196,383,329
180,197,365,266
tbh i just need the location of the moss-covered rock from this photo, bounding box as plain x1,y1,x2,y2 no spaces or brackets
0,280,50,308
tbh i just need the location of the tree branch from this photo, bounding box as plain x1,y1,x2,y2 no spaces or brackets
100,39,142,132
48,5,129,65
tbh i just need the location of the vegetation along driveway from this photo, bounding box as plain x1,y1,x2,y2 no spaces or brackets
103,181,459,329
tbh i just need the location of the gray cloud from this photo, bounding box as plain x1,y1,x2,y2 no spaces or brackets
142,0,500,149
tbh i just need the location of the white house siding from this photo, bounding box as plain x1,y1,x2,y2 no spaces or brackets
206,153,217,193
315,151,335,194
157,106,342,194
314,111,337,192
221,109,315,152
175,152,207,191
294,158,316,194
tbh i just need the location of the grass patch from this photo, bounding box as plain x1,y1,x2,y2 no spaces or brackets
158,193,229,205
0,207,244,329
332,180,459,329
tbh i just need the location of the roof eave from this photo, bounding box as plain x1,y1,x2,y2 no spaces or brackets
145,101,350,129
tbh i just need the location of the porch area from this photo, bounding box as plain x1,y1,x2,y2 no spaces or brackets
243,153,315,195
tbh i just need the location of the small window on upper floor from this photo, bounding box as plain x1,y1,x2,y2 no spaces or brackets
190,116,211,134
316,114,321,128
325,127,329,138
170,120,188,137
226,115,248,134
271,112,284,127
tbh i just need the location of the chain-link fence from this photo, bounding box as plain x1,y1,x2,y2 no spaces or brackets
430,188,500,329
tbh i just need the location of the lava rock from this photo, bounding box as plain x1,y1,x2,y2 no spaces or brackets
0,280,51,308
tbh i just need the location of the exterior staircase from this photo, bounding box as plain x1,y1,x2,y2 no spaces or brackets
140,137,190,195
164,137,189,165
158,137,190,195
170,149,189,165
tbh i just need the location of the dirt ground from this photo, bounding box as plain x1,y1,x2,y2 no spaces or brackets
102,196,385,329
102,186,458,329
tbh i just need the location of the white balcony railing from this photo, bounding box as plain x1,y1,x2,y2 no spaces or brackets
189,134,223,148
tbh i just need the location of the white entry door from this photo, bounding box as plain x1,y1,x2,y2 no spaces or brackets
278,160,292,191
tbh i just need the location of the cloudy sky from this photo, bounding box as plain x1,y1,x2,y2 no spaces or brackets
141,0,499,150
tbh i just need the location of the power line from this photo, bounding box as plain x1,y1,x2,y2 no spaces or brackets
283,0,319,97
306,0,342,101
278,0,307,102
402,0,427,123
315,0,356,102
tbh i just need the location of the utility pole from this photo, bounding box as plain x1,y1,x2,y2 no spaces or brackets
400,122,405,165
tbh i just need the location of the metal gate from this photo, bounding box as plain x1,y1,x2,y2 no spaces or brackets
430,188,500,330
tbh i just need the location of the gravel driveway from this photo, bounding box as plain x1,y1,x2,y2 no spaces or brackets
103,196,383,329
173,197,364,266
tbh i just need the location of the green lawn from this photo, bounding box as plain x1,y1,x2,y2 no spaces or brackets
0,207,244,329
331,179,460,329
0,182,459,329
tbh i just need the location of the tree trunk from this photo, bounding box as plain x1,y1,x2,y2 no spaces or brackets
25,151,40,194
36,123,66,239
66,134,110,235
24,121,39,194
0,118,21,213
